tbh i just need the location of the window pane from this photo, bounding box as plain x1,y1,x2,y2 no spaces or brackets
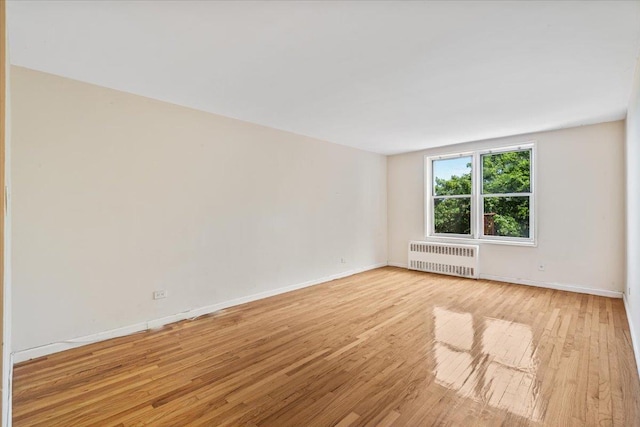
433,156,472,196
434,197,471,235
482,150,530,194
483,196,530,238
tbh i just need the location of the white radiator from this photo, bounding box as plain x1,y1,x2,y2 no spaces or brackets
408,241,479,279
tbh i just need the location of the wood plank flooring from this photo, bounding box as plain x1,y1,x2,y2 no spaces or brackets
12,267,640,426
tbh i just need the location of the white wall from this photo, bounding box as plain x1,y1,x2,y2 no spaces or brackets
2,27,11,427
625,54,640,378
10,66,387,354
388,121,626,296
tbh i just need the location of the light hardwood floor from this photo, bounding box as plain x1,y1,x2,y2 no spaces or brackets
13,267,640,426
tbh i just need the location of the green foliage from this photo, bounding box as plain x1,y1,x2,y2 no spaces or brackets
434,171,472,196
492,214,521,237
482,151,530,194
433,150,531,238
434,198,471,234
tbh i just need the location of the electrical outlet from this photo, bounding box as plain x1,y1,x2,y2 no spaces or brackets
341,258,347,264
153,290,168,300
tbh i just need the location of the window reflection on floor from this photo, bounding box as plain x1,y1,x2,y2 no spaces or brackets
433,307,542,422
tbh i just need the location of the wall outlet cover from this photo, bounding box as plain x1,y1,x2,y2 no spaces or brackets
153,290,168,300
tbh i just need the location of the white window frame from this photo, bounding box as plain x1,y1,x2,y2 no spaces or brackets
424,142,536,246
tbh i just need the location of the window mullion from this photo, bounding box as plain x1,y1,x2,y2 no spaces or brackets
473,151,481,239
432,194,472,199
482,192,532,198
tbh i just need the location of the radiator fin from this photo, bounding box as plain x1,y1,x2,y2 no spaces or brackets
407,241,479,279
409,260,475,278
409,243,476,258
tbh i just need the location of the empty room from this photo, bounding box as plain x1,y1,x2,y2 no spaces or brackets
1,0,640,426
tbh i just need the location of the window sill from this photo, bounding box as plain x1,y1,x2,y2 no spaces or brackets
425,235,537,248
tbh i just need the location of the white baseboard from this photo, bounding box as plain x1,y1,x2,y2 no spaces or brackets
387,262,622,298
479,274,623,298
387,262,407,268
13,262,387,364
13,321,154,363
623,294,640,381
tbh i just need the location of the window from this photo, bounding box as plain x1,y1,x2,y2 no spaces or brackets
426,144,534,244
432,156,472,236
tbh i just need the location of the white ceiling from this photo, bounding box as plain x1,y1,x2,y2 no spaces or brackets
7,1,640,155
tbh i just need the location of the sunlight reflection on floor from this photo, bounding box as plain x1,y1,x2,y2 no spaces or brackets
433,306,542,422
